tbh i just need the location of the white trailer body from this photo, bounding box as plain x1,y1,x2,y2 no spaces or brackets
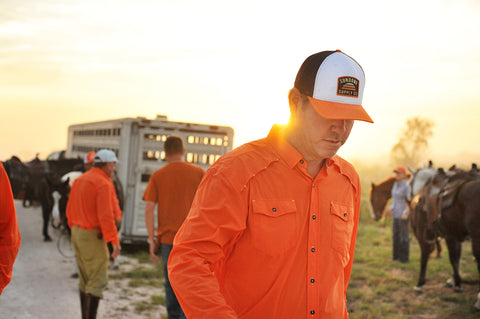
65,115,234,243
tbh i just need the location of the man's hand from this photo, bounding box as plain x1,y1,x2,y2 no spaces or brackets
149,241,160,263
111,244,121,259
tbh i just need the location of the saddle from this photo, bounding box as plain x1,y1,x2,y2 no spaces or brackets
438,179,468,209
432,175,474,224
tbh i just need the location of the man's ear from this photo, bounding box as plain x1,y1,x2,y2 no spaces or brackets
288,87,303,114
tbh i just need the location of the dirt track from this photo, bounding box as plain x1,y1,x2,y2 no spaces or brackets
0,200,165,318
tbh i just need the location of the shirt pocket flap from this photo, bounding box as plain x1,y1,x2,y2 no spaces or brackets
330,201,353,222
252,199,296,217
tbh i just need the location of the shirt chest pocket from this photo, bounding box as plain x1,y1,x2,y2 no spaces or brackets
330,201,355,262
251,199,297,256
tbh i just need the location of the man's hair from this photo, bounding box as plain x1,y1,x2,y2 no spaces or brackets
164,135,185,155
94,162,107,168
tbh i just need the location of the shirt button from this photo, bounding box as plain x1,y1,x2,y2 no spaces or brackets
300,159,304,164
311,247,315,252
344,212,348,217
272,207,277,212
310,310,315,315
312,215,316,220
310,278,315,283
312,184,316,188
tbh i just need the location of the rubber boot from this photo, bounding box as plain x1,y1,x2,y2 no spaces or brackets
85,294,100,319
79,290,87,319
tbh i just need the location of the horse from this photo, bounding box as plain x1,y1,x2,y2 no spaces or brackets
410,188,443,291
2,156,29,199
23,155,48,208
3,155,83,241
370,169,442,293
420,168,480,309
39,158,83,241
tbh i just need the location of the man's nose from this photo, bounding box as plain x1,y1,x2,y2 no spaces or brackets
330,120,347,134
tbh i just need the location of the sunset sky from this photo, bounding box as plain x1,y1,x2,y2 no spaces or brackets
1,0,480,167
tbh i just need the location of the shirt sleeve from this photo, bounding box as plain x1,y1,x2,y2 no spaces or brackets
142,173,158,203
168,169,244,319
0,165,21,295
111,186,122,221
97,183,119,245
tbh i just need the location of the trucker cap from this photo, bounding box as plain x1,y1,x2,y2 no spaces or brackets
294,50,373,123
84,151,96,164
94,149,118,163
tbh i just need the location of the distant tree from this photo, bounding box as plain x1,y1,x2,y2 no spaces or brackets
390,116,434,168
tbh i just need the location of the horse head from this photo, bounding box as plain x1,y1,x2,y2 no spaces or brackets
410,166,437,198
369,177,395,221
48,176,71,229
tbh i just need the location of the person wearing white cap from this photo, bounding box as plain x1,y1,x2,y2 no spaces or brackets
66,149,121,318
168,50,373,318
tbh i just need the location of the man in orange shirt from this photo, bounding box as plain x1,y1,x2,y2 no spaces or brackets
66,149,121,319
143,135,205,319
168,50,374,318
0,163,21,295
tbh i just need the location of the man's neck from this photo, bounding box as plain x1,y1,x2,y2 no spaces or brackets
166,154,184,163
283,126,325,178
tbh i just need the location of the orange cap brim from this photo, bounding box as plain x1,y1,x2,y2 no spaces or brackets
307,96,374,123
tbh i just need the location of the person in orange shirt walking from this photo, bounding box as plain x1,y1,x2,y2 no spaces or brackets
66,149,121,319
143,135,205,319
168,50,374,319
0,163,21,296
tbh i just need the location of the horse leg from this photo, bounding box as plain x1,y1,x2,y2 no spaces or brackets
435,238,442,258
23,186,33,208
415,242,431,291
445,237,462,291
41,199,52,242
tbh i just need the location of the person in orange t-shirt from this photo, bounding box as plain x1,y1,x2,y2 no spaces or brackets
143,135,204,319
66,149,121,319
0,163,21,296
168,50,374,319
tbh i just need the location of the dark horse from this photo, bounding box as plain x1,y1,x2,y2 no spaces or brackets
2,155,83,241
420,167,480,309
2,156,29,199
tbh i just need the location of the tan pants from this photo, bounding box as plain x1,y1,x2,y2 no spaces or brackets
71,226,109,298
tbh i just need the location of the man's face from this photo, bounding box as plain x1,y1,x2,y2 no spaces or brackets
295,97,354,162
104,162,117,178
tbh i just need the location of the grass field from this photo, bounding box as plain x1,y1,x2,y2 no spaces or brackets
117,166,479,318
347,168,480,318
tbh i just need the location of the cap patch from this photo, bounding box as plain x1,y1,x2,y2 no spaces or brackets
337,77,359,97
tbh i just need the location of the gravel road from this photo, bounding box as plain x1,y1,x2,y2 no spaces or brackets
0,200,165,319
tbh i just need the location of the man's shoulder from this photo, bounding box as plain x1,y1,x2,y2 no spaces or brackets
206,138,278,187
216,138,273,167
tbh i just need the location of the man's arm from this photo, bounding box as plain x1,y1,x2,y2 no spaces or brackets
0,165,21,295
144,200,159,263
168,170,242,319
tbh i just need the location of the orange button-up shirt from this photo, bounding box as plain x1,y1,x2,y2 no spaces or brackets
66,167,119,245
168,125,361,319
0,164,21,295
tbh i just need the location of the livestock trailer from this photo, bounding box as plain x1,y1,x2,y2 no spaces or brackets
65,115,234,243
